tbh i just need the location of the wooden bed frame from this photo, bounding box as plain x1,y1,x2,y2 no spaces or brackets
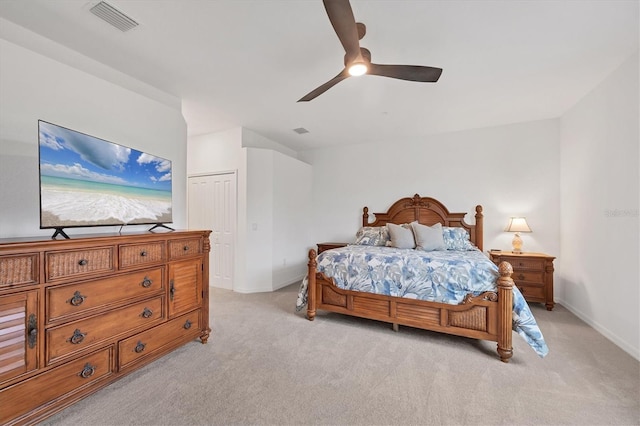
306,194,515,362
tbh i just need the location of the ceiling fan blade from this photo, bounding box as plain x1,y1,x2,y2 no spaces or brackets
368,63,443,82
323,0,361,62
298,69,350,102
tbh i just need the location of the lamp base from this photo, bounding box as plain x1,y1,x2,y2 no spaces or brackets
511,232,523,254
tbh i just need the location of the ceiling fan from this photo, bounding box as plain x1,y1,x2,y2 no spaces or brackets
298,0,443,102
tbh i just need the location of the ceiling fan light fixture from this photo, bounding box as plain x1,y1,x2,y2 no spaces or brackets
348,62,368,76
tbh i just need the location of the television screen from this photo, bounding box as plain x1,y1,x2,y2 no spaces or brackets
38,120,172,230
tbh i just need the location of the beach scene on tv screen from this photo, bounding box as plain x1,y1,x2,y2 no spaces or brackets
39,121,172,227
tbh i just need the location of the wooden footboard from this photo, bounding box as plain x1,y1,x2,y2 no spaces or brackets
306,249,514,362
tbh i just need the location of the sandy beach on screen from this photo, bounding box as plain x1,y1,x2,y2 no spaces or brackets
41,188,172,227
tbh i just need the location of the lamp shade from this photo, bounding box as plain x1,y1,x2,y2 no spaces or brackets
505,217,532,233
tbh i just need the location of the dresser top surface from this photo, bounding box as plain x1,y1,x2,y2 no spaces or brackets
0,230,211,248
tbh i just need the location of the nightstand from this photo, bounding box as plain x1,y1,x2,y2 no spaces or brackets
489,251,555,310
317,242,348,254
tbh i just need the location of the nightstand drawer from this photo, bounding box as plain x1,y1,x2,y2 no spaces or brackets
510,258,544,271
517,284,545,301
512,270,543,283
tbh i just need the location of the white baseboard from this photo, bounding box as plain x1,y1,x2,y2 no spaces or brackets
556,297,639,361
272,274,304,291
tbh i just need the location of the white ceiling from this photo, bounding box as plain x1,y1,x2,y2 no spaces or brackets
0,1,638,151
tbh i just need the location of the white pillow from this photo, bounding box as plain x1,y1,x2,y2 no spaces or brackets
386,222,416,249
411,222,446,251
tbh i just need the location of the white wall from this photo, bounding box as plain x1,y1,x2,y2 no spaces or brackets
187,128,312,293
559,51,639,359
0,37,187,239
298,119,561,258
272,150,313,289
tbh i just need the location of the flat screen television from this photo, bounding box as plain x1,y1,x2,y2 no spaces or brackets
38,120,173,238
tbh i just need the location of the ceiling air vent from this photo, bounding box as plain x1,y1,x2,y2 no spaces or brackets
293,127,309,135
90,1,139,32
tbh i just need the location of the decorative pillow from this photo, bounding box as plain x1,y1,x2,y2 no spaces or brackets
412,222,446,251
442,226,475,250
354,226,389,246
386,222,416,249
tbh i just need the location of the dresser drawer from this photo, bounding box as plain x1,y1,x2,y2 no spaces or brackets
169,238,202,259
46,296,165,364
119,242,166,269
119,310,201,369
0,346,113,425
46,268,164,324
0,254,38,287
46,247,114,282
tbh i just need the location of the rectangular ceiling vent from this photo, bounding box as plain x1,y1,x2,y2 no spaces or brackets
90,1,139,32
293,127,310,135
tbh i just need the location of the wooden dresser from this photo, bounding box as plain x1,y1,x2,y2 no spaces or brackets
489,251,555,311
0,230,211,425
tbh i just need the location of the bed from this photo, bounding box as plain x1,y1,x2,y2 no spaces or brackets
296,194,548,362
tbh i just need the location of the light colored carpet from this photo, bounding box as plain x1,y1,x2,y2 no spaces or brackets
42,283,639,426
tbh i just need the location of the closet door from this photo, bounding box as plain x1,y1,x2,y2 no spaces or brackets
188,172,236,290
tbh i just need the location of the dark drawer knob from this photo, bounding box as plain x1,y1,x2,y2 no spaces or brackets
140,251,148,257
79,363,95,379
69,329,86,345
184,319,192,330
69,291,86,306
519,262,524,267
183,245,189,251
141,307,153,319
517,274,525,280
78,259,88,266
134,341,146,353
141,277,153,288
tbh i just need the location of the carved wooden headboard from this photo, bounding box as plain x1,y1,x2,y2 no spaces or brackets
362,194,484,251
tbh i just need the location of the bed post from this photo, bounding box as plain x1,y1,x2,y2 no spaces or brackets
362,206,369,226
475,205,484,252
307,249,317,321
496,261,514,363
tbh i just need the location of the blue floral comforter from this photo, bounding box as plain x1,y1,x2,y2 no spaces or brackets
296,245,548,357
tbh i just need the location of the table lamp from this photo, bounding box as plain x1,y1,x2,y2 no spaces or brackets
505,217,531,253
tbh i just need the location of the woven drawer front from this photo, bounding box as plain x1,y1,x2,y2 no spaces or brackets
46,247,114,281
46,267,164,323
169,238,202,259
509,258,544,271
119,309,201,369
119,242,165,268
0,254,38,287
0,347,113,425
46,296,164,364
